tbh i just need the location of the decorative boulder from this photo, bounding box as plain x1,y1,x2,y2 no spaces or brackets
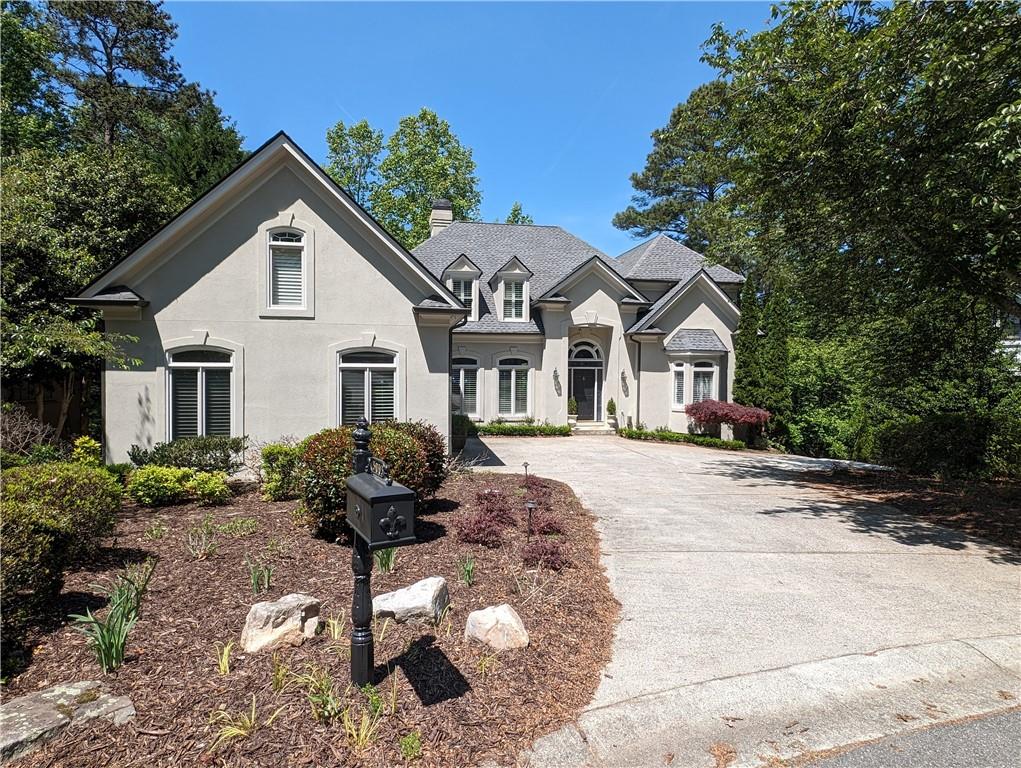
241,593,320,653
373,577,450,626
0,681,134,763
465,604,529,650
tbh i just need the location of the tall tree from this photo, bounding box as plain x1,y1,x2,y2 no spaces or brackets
504,202,534,225
732,273,764,409
613,80,752,271
47,0,195,148
371,108,481,249
324,118,384,208
760,275,793,440
0,1,65,154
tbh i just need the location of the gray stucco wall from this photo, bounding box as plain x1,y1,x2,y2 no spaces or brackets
102,165,454,462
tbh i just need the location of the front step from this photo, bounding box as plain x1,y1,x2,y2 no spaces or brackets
571,422,617,435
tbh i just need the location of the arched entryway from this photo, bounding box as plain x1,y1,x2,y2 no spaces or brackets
568,341,603,421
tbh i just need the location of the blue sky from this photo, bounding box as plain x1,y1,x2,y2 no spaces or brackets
167,2,773,255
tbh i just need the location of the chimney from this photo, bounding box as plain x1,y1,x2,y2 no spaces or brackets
429,198,453,237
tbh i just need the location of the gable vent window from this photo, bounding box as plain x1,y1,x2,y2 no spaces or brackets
168,349,233,439
269,230,305,307
503,280,524,319
339,350,397,425
497,357,529,416
451,279,473,314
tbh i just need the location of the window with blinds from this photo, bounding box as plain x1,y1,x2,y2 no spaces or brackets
497,358,528,416
269,230,304,307
451,357,478,416
339,350,397,424
692,363,715,403
673,369,685,407
168,349,232,440
503,280,524,319
451,279,473,313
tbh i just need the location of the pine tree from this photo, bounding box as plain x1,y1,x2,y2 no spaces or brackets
504,202,534,224
760,274,793,440
732,273,764,408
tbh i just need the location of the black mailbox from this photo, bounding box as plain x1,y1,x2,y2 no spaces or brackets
346,459,417,551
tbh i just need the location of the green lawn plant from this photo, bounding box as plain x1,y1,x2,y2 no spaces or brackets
373,547,396,574
68,604,136,673
457,554,476,586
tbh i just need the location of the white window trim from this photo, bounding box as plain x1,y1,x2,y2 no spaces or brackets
502,278,528,322
165,347,235,440
337,350,399,425
451,357,481,418
671,363,685,410
669,357,721,411
260,217,316,319
447,276,479,322
497,357,530,418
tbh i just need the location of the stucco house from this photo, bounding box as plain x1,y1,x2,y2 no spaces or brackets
72,132,744,462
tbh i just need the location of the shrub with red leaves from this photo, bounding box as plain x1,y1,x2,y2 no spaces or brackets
530,510,564,536
685,399,770,428
522,539,567,571
456,511,503,548
521,475,552,509
475,489,516,527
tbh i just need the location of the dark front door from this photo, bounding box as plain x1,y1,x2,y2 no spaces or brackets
573,369,597,421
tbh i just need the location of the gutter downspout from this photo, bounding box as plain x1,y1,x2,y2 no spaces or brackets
634,337,641,429
448,312,468,453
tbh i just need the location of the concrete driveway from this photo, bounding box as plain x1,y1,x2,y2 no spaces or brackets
468,435,1020,767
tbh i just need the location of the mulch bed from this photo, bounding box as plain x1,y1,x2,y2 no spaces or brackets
800,467,1021,551
2,471,619,767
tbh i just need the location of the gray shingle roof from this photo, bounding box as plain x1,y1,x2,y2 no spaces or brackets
664,329,728,353
413,222,622,334
615,234,744,284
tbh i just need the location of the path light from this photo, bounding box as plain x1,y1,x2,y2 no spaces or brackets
522,461,529,482
525,500,537,540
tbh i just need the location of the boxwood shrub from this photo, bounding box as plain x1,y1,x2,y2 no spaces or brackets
477,422,572,437
1,462,122,561
261,443,302,501
128,435,247,474
618,427,745,451
298,421,447,534
127,466,194,506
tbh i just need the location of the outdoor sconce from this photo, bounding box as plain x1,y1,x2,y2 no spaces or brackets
346,418,418,685
553,368,561,396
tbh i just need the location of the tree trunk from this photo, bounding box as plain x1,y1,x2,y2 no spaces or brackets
35,383,45,422
54,372,74,439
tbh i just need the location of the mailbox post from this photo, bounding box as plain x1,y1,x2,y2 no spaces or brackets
345,418,418,686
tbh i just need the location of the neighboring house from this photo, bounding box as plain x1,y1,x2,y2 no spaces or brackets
72,132,744,462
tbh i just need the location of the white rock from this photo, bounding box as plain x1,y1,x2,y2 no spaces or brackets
241,593,320,653
372,577,450,626
464,604,529,650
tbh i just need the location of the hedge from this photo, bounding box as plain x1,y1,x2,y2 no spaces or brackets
477,422,572,437
128,435,247,474
618,427,745,451
1,462,122,561
261,443,302,500
1,499,68,642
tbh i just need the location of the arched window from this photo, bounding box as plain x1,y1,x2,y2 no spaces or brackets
269,229,305,307
692,361,716,403
497,357,529,416
338,350,397,425
569,342,603,366
451,356,479,417
167,349,233,439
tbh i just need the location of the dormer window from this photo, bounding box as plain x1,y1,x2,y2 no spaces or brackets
451,278,474,314
504,280,525,319
269,229,305,308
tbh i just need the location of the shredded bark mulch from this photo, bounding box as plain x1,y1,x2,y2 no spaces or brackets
2,471,619,767
801,467,1021,553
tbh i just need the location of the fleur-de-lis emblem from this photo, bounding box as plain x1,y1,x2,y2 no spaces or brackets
379,505,406,539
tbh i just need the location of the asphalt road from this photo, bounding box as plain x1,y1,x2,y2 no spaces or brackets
810,709,1021,768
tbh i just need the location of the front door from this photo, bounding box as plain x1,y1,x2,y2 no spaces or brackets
572,369,597,421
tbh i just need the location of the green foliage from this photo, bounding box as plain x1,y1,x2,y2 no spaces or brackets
451,414,478,438
504,202,534,225
732,274,764,409
260,443,301,501
1,461,121,561
245,555,273,595
105,463,134,486
128,435,247,474
185,514,218,560
875,413,992,479
477,422,572,437
143,518,167,541
68,604,136,673
94,557,157,622
373,547,397,574
325,119,384,208
760,275,792,440
127,465,194,506
72,435,102,466
218,517,257,537
618,427,745,451
986,386,1021,480
186,471,232,506
399,730,423,761
457,554,476,586
567,397,578,415
606,398,617,417
293,664,345,724
371,108,482,249
297,422,448,533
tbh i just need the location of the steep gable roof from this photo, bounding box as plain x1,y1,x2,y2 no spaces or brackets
75,132,461,308
537,256,648,303
629,269,740,334
616,234,744,284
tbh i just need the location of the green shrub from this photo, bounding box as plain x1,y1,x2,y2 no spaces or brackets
875,412,991,478
2,443,66,467
477,422,572,437
127,465,194,506
298,422,447,534
986,387,1021,480
606,398,617,416
186,471,232,506
128,435,247,474
261,443,301,500
567,397,578,415
618,427,745,451
0,499,69,639
72,436,102,466
1,462,122,561
105,463,134,486
452,414,478,437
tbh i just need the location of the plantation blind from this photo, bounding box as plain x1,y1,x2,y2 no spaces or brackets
452,279,473,313
340,369,366,425
171,369,199,439
693,371,713,403
503,280,524,319
513,371,527,414
461,368,478,414
673,370,685,406
204,369,232,436
270,249,303,306
370,370,395,422
498,370,513,414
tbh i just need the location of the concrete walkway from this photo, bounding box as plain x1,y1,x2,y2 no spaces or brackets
467,436,1020,767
